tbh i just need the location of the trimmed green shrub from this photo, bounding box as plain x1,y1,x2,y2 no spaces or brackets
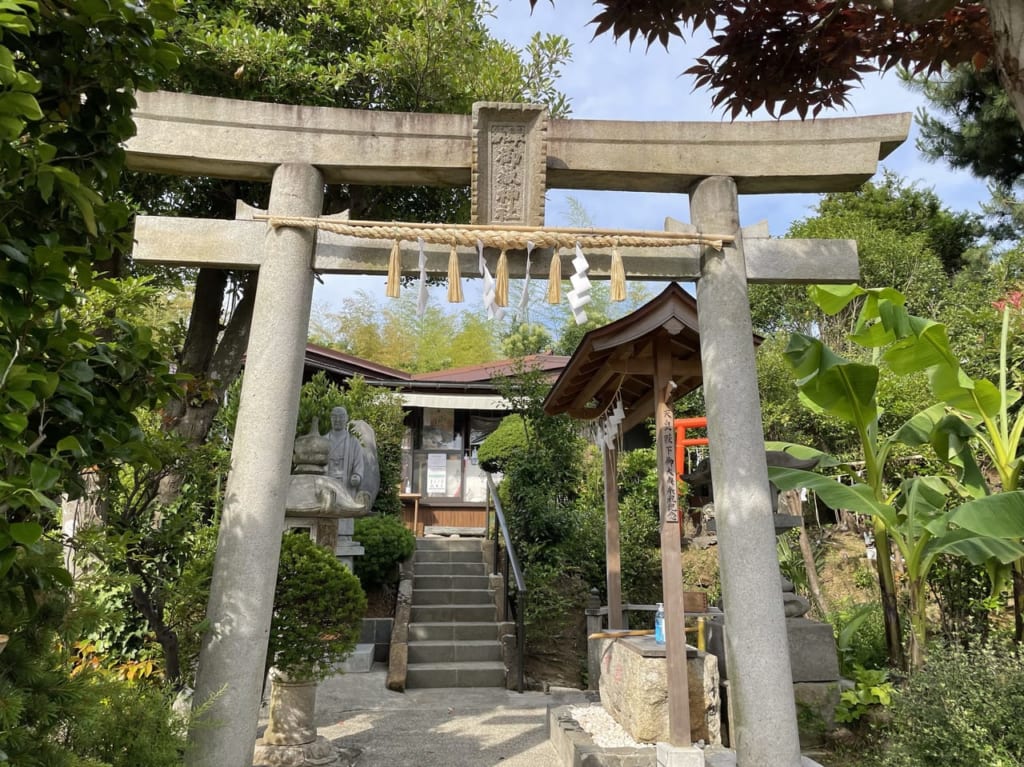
477,414,528,473
268,532,367,681
877,641,1024,767
353,514,415,588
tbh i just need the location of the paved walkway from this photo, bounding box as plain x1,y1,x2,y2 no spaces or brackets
259,665,595,767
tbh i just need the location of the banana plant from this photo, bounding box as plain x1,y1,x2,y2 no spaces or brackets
822,284,1024,641
770,465,1024,668
771,284,1024,669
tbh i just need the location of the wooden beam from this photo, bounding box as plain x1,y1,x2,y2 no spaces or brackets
654,342,691,746
604,446,623,631
607,356,702,377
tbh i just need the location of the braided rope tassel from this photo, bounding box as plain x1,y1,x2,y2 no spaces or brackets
446,242,463,303
546,250,561,304
610,243,626,302
495,249,509,307
385,239,401,298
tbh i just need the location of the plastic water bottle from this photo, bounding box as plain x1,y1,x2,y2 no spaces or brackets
654,602,665,645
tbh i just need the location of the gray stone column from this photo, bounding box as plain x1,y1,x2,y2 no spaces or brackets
690,176,802,766
187,164,324,767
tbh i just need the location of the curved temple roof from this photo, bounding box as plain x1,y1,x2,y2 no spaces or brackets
543,283,759,430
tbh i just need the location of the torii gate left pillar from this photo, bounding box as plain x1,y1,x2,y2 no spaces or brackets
188,164,323,766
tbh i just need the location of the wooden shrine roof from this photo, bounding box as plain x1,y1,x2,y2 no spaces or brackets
543,283,759,430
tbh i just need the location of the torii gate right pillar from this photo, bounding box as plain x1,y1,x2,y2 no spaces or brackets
691,176,802,767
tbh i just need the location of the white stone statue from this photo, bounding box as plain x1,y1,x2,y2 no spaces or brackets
284,407,380,517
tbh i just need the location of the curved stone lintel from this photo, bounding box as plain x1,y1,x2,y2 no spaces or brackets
127,91,910,194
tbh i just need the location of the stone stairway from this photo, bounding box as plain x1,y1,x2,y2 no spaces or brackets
406,538,507,688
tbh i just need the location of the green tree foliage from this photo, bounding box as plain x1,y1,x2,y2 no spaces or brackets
912,64,1024,193
268,532,366,681
310,290,500,373
352,515,415,588
811,171,984,276
501,323,554,358
490,368,585,562
62,679,187,767
750,175,965,342
72,416,226,687
0,1,181,762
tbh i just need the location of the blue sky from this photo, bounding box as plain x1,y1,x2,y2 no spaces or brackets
313,1,991,317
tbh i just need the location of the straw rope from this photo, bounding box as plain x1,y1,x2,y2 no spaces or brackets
258,215,729,251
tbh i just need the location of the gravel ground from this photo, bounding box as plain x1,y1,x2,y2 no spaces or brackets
567,703,649,749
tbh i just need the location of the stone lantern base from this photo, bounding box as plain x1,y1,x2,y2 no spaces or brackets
253,735,341,767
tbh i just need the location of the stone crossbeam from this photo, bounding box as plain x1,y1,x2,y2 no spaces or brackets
131,215,858,284
126,91,910,194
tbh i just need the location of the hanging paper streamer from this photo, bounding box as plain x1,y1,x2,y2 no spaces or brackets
447,242,463,303
546,250,561,304
518,241,535,320
386,239,402,298
566,242,592,325
495,249,509,307
477,239,504,320
597,395,626,450
416,237,428,317
610,242,626,302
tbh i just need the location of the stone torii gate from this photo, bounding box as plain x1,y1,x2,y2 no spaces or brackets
125,91,909,767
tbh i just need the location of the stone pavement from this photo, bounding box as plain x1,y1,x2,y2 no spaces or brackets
259,665,595,767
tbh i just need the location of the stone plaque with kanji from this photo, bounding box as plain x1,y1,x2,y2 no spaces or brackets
471,102,547,226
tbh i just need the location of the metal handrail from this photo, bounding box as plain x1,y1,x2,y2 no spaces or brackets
485,473,526,693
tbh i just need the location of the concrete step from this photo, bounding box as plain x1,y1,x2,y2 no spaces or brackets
407,639,503,664
411,604,497,623
416,537,484,552
414,549,484,564
408,621,499,642
405,661,506,689
414,574,491,591
414,561,487,577
412,588,494,606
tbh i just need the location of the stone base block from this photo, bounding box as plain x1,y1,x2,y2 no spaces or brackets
656,743,705,767
703,748,824,767
253,735,341,766
787,618,839,683
595,636,720,746
334,643,373,673
793,681,840,747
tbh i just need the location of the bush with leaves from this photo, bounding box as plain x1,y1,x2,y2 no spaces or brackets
0,1,181,763
616,448,663,606
829,600,891,676
876,641,1024,767
834,665,895,724
477,414,529,474
268,532,366,681
62,677,187,767
352,514,415,589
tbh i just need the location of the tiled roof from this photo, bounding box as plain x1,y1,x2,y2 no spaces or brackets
304,345,567,389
